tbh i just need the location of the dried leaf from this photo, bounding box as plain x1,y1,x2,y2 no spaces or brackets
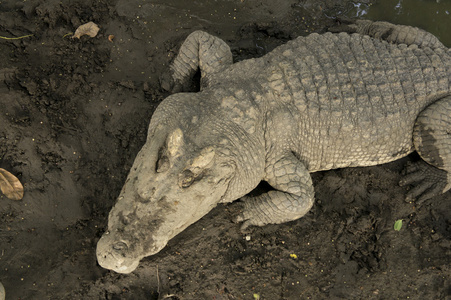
0,281,4,300
108,34,114,42
0,168,24,200
72,22,100,39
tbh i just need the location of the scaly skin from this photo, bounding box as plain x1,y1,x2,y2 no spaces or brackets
97,21,451,273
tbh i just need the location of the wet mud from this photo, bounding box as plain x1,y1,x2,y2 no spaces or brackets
0,0,450,299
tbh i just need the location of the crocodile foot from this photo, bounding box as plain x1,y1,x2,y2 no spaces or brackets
399,160,449,204
160,69,187,93
235,195,276,231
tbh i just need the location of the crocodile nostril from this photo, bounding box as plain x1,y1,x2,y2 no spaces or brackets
120,214,130,225
112,242,128,252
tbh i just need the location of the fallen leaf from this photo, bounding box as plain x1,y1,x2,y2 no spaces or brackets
108,34,114,42
0,281,4,300
394,219,403,231
72,22,100,39
0,168,23,200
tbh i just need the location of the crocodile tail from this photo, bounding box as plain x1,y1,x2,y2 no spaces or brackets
352,20,445,50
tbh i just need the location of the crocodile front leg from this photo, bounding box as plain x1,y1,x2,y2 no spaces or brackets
161,31,233,93
237,152,314,230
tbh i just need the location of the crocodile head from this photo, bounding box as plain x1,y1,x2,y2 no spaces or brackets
96,125,236,273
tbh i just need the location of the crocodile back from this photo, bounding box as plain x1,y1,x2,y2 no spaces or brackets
253,32,450,171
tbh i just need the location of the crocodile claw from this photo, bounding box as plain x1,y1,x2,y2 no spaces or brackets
159,70,183,93
328,17,358,33
234,197,269,231
399,160,448,204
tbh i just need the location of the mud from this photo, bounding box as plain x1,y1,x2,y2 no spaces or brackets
0,0,450,299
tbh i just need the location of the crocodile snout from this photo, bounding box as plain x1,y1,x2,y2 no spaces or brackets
96,235,140,274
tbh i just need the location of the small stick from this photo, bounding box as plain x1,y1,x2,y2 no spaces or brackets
0,34,33,40
156,265,160,295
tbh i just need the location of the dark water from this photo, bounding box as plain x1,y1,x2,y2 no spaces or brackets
331,0,451,47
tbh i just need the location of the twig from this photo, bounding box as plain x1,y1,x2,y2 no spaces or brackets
157,265,177,299
0,34,33,40
157,264,160,295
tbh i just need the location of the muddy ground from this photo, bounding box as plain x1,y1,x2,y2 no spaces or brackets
0,0,450,299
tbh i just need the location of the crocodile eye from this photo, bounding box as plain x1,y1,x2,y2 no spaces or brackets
156,155,169,173
179,169,196,188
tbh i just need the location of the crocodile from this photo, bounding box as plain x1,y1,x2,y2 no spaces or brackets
97,20,451,274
